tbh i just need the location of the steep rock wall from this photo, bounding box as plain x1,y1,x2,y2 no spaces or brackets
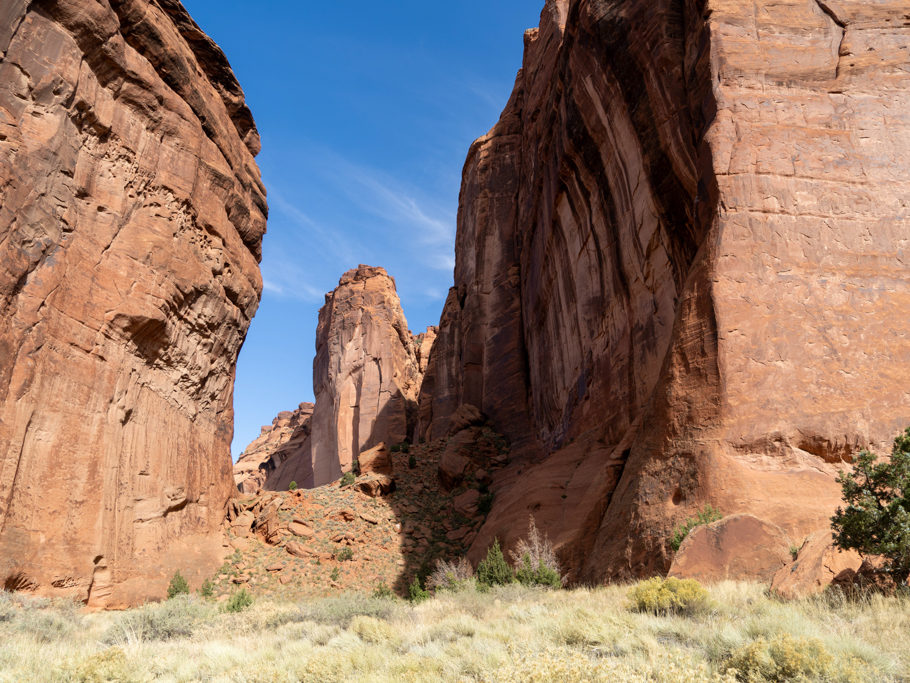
421,0,910,581
0,0,266,605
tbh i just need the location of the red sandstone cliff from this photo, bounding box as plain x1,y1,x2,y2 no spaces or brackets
239,266,430,492
419,0,910,582
233,403,314,495
0,0,265,605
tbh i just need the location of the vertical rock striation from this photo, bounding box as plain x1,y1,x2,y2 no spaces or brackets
422,0,910,581
244,266,428,491
0,0,266,605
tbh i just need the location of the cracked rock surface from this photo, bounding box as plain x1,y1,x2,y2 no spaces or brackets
0,0,265,606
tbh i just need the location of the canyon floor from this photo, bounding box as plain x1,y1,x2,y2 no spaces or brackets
0,580,906,682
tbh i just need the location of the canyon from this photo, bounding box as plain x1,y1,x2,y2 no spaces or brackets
0,0,265,606
1,0,908,605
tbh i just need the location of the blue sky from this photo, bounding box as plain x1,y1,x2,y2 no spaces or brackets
178,1,543,457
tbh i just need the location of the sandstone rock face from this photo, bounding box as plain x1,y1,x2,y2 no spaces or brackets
422,0,910,582
668,515,792,583
770,531,863,599
245,266,430,490
0,0,265,605
233,403,314,494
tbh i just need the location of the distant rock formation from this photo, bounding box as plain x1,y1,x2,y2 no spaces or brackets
236,266,431,491
419,0,910,582
0,0,265,606
234,403,314,494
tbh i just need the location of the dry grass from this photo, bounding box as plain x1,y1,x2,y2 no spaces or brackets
0,581,907,682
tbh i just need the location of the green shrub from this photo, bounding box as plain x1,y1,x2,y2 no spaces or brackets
65,647,131,682
350,614,395,643
224,588,253,613
726,633,834,682
296,595,397,627
372,581,394,599
408,454,417,469
104,596,205,643
288,480,297,491
340,471,356,487
476,539,514,587
510,517,564,588
515,554,562,588
627,577,709,615
337,547,354,562
400,441,410,454
198,578,215,599
670,504,723,551
831,426,910,586
12,607,78,643
408,576,430,603
330,567,340,582
166,570,190,599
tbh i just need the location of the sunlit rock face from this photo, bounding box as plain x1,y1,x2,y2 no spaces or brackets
0,0,266,606
244,266,428,491
420,0,910,582
234,403,314,494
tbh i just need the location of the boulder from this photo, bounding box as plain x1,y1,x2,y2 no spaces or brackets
446,404,485,437
771,531,863,599
356,475,396,498
358,443,393,476
285,541,311,559
454,489,481,517
668,515,792,583
288,521,314,539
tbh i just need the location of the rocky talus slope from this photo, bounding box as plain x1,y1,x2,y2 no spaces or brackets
419,0,910,583
235,266,434,493
218,438,497,597
0,0,265,606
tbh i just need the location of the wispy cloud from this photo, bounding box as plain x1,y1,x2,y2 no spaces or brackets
270,191,356,264
322,155,457,272
261,259,326,303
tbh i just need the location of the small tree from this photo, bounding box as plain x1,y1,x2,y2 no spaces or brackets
166,570,190,599
831,426,910,587
670,504,722,552
408,576,430,603
224,588,252,613
510,516,564,588
288,481,297,491
476,539,514,587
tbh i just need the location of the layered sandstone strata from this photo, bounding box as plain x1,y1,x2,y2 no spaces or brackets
0,0,265,605
420,0,910,581
234,403,314,494
250,266,427,490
